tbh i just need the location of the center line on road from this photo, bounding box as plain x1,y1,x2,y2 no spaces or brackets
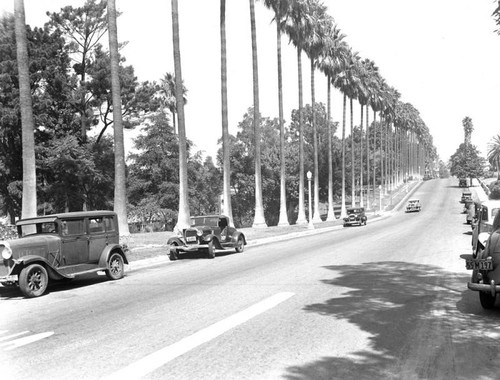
102,291,295,380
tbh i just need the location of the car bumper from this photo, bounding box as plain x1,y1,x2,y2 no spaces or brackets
171,244,209,253
0,274,18,283
467,280,500,296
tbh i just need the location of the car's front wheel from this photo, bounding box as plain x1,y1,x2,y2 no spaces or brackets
19,263,48,298
235,236,244,253
169,244,178,261
207,240,215,259
106,252,125,280
479,291,496,309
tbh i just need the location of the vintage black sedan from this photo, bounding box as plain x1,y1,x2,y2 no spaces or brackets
167,215,246,260
343,207,367,227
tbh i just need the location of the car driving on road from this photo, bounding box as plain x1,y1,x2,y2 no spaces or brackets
405,199,421,213
0,211,128,298
343,207,367,227
167,215,246,260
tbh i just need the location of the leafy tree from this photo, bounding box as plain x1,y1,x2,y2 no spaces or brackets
449,143,486,185
46,0,108,142
487,134,500,179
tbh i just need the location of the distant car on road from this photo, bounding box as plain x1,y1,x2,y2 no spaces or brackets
343,207,367,227
459,178,468,187
405,199,421,213
167,215,246,260
460,191,472,204
0,211,128,298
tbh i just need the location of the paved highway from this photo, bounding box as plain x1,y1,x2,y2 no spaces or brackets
1,178,498,379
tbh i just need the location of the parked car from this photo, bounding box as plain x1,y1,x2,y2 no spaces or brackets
343,208,367,227
459,178,468,187
472,200,500,254
460,191,472,204
461,231,498,309
167,215,246,260
0,211,128,298
405,199,421,213
465,201,476,225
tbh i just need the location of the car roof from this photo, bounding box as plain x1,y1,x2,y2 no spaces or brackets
191,215,228,219
17,210,116,225
408,199,419,202
481,200,500,208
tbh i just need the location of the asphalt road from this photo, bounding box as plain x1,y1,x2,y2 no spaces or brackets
2,177,499,380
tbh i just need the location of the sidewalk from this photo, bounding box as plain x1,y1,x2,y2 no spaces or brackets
125,180,422,271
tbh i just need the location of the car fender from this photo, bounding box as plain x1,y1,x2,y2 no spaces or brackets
230,231,246,246
9,255,69,280
167,236,185,246
207,235,223,249
98,244,128,268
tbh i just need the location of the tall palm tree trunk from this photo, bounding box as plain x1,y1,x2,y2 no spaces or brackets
171,0,190,230
249,0,266,227
372,109,377,208
276,6,288,226
350,97,355,207
359,102,364,208
311,58,321,223
326,75,335,221
15,0,36,219
295,47,307,225
108,0,130,236
365,104,370,210
340,93,347,218
220,0,233,225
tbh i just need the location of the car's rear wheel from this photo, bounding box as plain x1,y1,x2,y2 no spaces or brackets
19,264,48,298
235,236,244,253
169,244,178,261
106,252,124,280
207,240,215,259
479,291,496,309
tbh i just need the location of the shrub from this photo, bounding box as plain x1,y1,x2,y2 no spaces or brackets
489,181,500,200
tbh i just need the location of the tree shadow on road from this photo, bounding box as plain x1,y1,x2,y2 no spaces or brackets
284,261,500,380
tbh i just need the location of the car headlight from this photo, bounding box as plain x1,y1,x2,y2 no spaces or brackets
196,230,203,237
1,242,12,260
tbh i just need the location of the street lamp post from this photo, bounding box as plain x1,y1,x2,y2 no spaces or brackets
307,171,314,229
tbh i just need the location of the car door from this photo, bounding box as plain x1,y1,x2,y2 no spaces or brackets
60,218,88,265
88,216,107,263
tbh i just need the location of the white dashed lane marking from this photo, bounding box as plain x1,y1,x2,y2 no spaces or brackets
103,292,296,380
0,330,54,350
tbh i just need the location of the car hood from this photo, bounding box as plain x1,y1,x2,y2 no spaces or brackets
4,234,61,259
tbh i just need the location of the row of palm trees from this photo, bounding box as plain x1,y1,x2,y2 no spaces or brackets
174,0,436,230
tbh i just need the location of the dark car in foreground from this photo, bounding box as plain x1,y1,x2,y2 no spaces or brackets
0,211,128,298
343,207,367,227
167,215,246,260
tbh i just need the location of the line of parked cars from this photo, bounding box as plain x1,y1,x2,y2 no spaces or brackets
460,184,500,309
0,211,248,298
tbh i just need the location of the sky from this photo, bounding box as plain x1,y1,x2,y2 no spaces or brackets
2,0,499,163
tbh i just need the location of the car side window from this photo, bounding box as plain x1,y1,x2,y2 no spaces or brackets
89,217,105,234
104,216,116,232
482,207,489,222
61,219,84,236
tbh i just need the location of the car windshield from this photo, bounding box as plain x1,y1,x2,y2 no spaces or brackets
18,222,57,237
347,209,363,214
190,217,219,227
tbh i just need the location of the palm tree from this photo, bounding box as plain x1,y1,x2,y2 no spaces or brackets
284,0,308,225
161,72,187,135
171,0,190,230
107,0,130,235
14,0,37,219
220,0,234,225
317,24,347,221
249,0,266,227
488,134,500,179
303,1,330,223
264,0,289,226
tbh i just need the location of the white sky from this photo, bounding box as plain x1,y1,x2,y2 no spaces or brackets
2,0,499,162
